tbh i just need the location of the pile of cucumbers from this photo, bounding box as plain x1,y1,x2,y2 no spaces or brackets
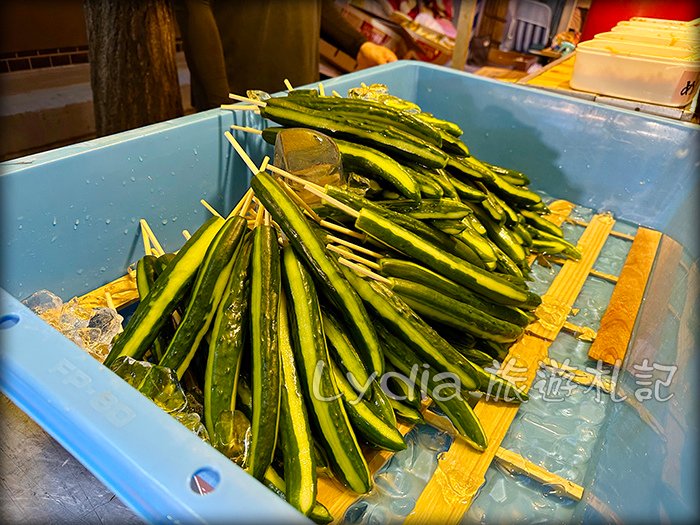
102,88,579,522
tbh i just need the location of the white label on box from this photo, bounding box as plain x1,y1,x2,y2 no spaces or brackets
675,71,700,100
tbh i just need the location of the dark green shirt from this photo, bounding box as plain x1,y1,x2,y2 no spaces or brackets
212,0,366,95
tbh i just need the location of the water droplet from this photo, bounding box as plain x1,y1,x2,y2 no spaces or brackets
76,268,84,275
123,229,129,234
193,148,198,155
50,236,57,243
99,267,106,273
171,216,178,222
130,176,136,182
105,219,111,224
138,156,143,162
162,219,168,225
18,225,22,230
85,179,90,184
52,217,57,226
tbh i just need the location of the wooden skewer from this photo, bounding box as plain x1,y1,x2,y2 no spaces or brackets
182,230,191,240
254,199,265,227
235,188,256,219
327,244,380,270
224,131,260,175
319,219,366,240
326,235,383,259
230,124,263,135
332,90,342,98
200,198,223,218
266,164,324,192
228,93,267,107
230,188,253,218
284,78,294,91
139,219,165,256
337,257,391,285
318,82,325,97
303,185,359,219
140,220,152,256
278,178,322,223
264,208,271,227
259,155,270,172
220,103,260,111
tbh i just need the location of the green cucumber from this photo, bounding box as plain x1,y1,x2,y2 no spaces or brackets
135,254,158,300
521,209,564,238
469,205,527,265
354,208,540,308
104,216,224,367
376,324,487,450
158,216,246,379
283,91,442,146
278,290,317,515
252,171,384,376
482,161,531,186
334,139,421,202
377,258,532,327
391,278,524,343
450,176,488,202
339,266,479,391
261,97,448,168
329,360,406,451
405,165,444,198
282,246,372,494
246,223,282,481
204,234,253,442
321,309,371,390
414,112,463,137
263,466,333,524
389,398,424,424
378,198,474,220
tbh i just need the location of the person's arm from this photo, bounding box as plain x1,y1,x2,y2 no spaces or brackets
320,0,398,69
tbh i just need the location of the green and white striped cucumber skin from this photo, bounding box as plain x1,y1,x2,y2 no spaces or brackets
404,165,443,198
247,224,282,481
384,362,422,410
278,290,317,516
455,227,498,268
252,171,384,376
391,278,524,343
339,265,479,392
263,466,333,524
527,225,582,260
324,185,453,254
483,161,531,186
329,360,406,452
376,324,487,450
204,234,253,440
389,398,424,424
282,246,372,494
321,309,371,392
449,175,488,202
134,254,169,361
283,92,443,146
104,216,225,368
414,167,459,200
520,209,563,238
334,139,421,202
321,308,396,427
414,112,463,137
158,216,247,379
261,98,448,169
378,258,532,327
135,254,158,300
470,205,527,265
355,208,539,308
378,198,474,220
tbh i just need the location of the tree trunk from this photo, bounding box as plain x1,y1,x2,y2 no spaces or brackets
84,0,183,136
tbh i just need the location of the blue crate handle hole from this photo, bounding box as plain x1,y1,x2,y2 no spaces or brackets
0,313,20,330
190,467,220,495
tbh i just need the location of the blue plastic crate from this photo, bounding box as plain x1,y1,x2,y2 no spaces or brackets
1,62,698,523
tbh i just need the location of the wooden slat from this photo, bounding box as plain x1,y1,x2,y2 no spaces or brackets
588,227,662,365
407,213,614,524
494,447,584,500
529,213,616,341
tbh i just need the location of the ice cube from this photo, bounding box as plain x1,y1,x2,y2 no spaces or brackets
213,410,251,467
174,412,210,443
21,289,63,314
